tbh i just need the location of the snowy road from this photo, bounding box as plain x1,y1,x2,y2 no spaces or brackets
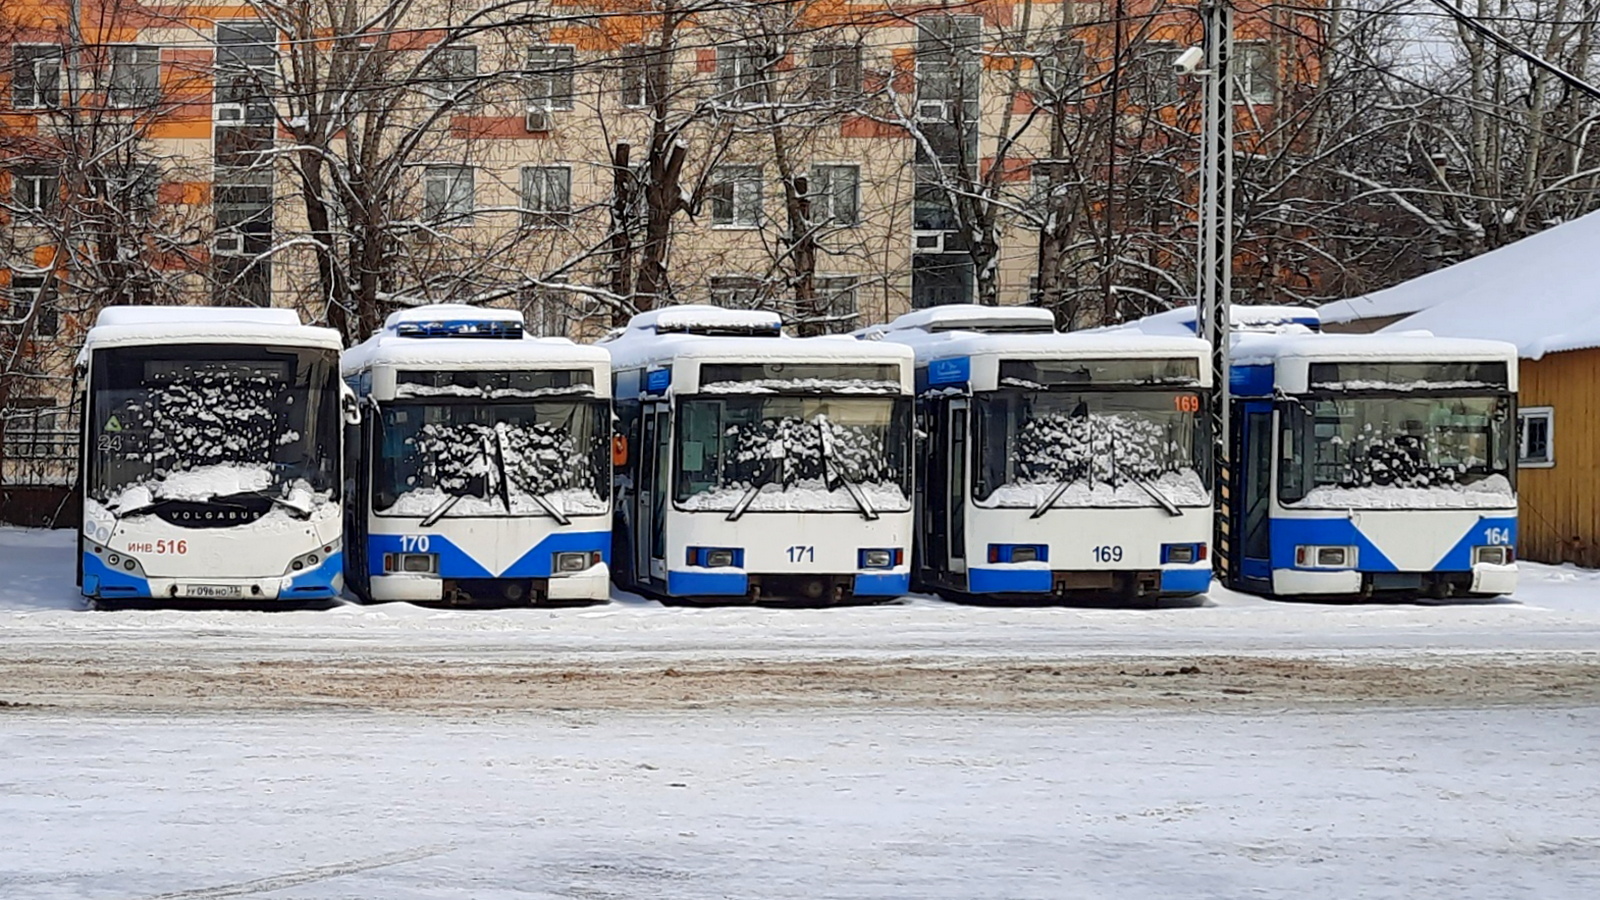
4,527,1600,897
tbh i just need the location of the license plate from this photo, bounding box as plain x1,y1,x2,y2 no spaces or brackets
182,584,245,599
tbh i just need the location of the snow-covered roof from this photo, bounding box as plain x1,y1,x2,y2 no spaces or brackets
1107,304,1321,337
83,305,341,353
1232,331,1519,367
620,305,783,337
878,304,1056,334
882,326,1209,365
1339,212,1600,359
383,305,523,328
1319,210,1600,353
343,331,607,375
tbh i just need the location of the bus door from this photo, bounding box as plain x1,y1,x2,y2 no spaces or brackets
947,399,969,575
1237,402,1275,586
636,401,670,584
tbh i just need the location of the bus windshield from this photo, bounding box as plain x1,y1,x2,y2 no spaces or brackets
972,389,1210,510
1279,394,1514,509
87,344,340,513
674,395,912,514
373,399,608,519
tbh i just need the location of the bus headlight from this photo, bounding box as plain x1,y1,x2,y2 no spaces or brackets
1162,543,1206,564
705,549,735,568
1474,546,1514,566
383,552,436,574
1295,545,1356,569
687,547,743,568
986,544,1046,564
554,551,601,573
859,549,901,569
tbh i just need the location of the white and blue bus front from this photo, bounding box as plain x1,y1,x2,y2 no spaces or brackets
360,364,612,604
656,361,914,603
1234,347,1518,598
949,352,1213,600
80,339,345,603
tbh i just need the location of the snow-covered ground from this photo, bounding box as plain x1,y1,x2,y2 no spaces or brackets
2,707,1597,898
4,526,1600,898
5,526,1600,661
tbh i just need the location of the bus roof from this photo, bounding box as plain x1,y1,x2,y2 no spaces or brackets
342,330,608,376
83,305,342,353
1231,331,1519,366
876,304,1056,335
1110,304,1322,337
878,327,1210,366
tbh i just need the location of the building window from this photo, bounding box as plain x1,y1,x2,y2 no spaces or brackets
525,45,575,110
916,16,982,108
109,45,162,108
3,274,57,337
717,44,768,106
815,275,859,333
710,165,762,227
1036,40,1085,102
810,164,858,226
215,22,277,111
422,44,477,102
1519,407,1554,467
521,165,572,227
423,165,474,224
709,275,763,309
808,44,862,100
1131,41,1179,106
11,44,62,109
620,44,651,107
520,287,570,337
1236,41,1276,104
11,167,58,218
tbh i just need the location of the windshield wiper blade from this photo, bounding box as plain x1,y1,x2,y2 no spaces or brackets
818,420,878,521
1127,472,1183,517
493,424,571,526
727,457,778,522
209,490,315,520
1029,480,1074,519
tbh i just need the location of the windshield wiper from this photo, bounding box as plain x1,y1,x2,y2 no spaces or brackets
727,455,781,522
1029,480,1075,519
420,492,464,528
1126,471,1183,516
495,423,572,526
818,420,878,521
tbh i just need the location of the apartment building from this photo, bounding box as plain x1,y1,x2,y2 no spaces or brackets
1,0,1321,521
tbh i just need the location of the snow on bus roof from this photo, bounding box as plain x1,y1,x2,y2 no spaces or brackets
1231,331,1518,366
382,305,523,328
1109,304,1321,337
602,324,912,372
622,305,783,336
343,330,607,375
881,304,1057,334
84,305,341,353
881,327,1208,364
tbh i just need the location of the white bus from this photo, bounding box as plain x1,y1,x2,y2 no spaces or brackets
603,306,915,604
341,306,612,605
76,307,351,606
867,305,1214,602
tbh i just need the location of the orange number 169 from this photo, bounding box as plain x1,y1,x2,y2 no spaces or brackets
1173,394,1201,413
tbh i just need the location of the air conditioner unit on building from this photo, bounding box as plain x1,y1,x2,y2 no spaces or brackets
213,232,244,254
213,103,245,124
912,230,946,254
524,106,551,133
915,100,949,123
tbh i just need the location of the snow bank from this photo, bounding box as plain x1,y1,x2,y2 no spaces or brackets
981,470,1210,509
383,486,606,518
95,306,303,329
678,479,910,513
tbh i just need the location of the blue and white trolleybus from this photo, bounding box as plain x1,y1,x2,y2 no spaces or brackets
342,305,613,604
868,305,1214,602
603,306,915,604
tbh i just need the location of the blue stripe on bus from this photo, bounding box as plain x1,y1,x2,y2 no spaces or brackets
366,531,611,580
1159,567,1212,595
665,569,749,596
853,572,911,596
1267,515,1516,572
1230,364,1275,397
1436,516,1517,570
81,551,151,599
967,566,1052,594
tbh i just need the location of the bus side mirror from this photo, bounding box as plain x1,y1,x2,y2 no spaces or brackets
341,383,361,426
612,434,629,467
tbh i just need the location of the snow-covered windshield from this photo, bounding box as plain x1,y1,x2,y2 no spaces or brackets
972,390,1210,509
373,400,608,519
1279,395,1515,509
87,344,340,513
674,396,912,513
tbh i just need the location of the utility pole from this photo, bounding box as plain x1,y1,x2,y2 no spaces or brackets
1197,0,1234,581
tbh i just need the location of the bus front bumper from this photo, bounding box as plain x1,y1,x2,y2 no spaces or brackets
1271,563,1518,598
83,549,343,602
369,564,611,604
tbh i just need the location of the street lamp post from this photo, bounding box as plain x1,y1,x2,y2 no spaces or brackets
1197,0,1235,581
